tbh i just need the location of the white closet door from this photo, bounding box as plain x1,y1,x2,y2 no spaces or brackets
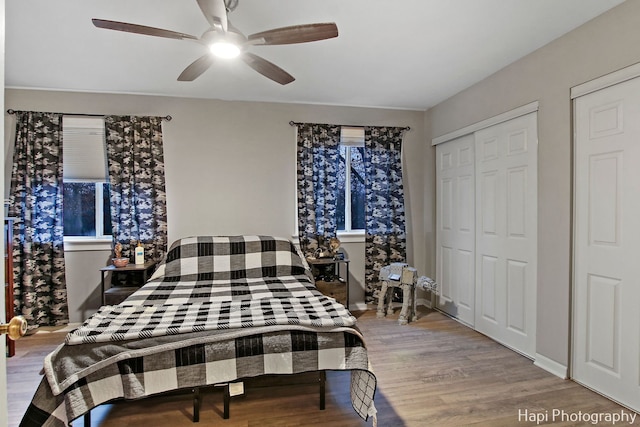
436,134,475,326
474,112,538,358
573,76,640,412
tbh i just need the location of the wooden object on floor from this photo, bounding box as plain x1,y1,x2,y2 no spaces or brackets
8,310,638,427
100,260,156,305
307,257,349,308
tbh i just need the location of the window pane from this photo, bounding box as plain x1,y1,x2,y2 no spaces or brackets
63,182,96,236
336,145,347,230
350,147,366,230
102,182,113,237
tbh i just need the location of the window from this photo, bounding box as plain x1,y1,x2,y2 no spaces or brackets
63,181,112,237
62,116,112,242
337,127,366,232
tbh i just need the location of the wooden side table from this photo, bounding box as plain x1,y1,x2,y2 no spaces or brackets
100,260,156,305
306,257,350,308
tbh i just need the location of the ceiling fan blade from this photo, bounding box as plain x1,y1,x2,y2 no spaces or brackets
92,19,198,40
197,0,228,32
227,20,245,37
248,23,338,46
178,54,215,81
241,52,295,85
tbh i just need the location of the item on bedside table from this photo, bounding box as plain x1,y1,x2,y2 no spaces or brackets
112,257,129,268
329,237,341,257
112,242,129,267
114,242,123,258
135,241,145,264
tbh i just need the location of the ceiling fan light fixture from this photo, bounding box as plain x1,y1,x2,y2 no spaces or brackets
209,41,240,58
92,0,339,84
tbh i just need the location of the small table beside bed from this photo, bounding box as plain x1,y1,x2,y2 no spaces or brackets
19,235,377,426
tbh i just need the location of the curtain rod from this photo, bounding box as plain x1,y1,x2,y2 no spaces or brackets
288,120,410,131
7,109,172,122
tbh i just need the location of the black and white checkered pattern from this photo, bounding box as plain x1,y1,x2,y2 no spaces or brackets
150,235,313,282
23,329,376,427
20,236,377,427
66,297,356,345
123,275,319,305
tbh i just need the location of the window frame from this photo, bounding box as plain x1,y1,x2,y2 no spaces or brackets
339,144,366,234
62,179,113,251
338,126,366,237
292,126,366,244
62,116,113,252
63,179,113,251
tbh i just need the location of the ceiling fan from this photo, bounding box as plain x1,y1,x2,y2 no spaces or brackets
92,0,338,85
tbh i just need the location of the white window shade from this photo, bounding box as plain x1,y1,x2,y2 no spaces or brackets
340,126,364,146
63,116,107,181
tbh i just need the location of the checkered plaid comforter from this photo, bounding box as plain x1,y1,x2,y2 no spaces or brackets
20,236,377,426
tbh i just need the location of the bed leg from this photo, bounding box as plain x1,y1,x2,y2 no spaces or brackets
319,370,326,410
223,384,230,419
193,387,200,423
84,410,91,427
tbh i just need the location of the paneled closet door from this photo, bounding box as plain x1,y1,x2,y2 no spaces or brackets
474,112,537,358
573,76,640,412
436,134,476,326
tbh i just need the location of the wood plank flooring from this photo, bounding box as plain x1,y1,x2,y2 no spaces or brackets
7,309,639,426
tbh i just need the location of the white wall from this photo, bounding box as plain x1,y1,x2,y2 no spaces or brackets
4,89,427,322
425,0,640,368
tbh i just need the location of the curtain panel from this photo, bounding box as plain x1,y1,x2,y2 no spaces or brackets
105,116,168,263
364,126,407,303
296,123,341,256
8,111,68,328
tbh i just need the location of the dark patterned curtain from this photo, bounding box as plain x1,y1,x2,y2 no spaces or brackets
8,111,68,329
364,126,407,303
105,116,168,263
296,123,341,256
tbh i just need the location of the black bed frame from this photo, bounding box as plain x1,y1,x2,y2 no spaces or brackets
82,370,326,425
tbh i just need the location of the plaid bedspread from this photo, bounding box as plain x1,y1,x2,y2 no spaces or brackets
19,236,377,426
23,326,377,427
66,297,356,345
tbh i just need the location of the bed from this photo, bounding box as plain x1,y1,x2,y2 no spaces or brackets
19,235,377,427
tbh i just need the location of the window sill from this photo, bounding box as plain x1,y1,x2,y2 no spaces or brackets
64,238,112,252
337,230,365,244
290,231,365,245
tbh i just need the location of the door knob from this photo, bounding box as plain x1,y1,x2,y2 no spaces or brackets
1,316,28,340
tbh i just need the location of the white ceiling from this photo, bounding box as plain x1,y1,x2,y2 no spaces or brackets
5,0,626,111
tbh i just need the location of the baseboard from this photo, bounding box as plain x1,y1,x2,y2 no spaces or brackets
351,301,369,311
416,297,435,309
34,322,81,334
534,353,568,379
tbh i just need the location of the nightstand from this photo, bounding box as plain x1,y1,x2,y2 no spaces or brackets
306,257,349,308
100,260,157,305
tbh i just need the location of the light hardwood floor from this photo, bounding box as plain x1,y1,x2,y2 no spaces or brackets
7,309,639,426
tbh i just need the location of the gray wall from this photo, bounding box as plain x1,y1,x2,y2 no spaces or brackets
4,89,427,322
425,0,640,367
